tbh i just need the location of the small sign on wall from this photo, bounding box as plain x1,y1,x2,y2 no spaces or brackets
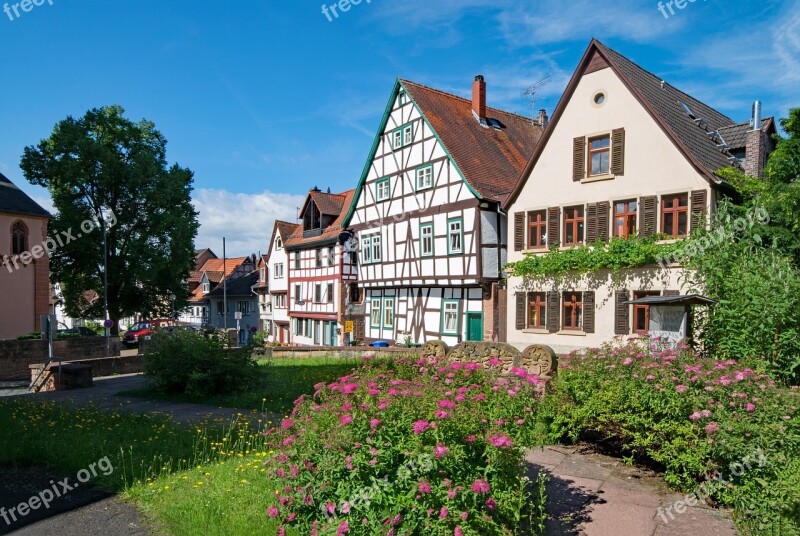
344,321,354,333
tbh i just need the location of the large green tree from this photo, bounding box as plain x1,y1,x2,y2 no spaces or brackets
21,105,199,334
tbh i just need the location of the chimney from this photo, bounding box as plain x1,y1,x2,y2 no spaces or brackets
536,109,549,128
472,75,486,120
745,100,766,178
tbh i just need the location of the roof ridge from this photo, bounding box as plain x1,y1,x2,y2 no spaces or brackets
400,79,533,123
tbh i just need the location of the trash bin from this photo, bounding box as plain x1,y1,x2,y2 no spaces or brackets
371,340,389,348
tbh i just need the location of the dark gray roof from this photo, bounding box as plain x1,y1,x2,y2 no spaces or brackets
0,172,51,218
624,294,717,306
208,272,259,298
596,41,739,178
717,118,773,150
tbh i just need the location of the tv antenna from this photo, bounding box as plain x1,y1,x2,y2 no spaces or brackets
522,76,552,122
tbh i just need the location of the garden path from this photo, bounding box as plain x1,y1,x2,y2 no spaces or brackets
527,445,740,536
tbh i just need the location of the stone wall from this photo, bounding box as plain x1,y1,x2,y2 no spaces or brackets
29,354,144,392
0,337,122,380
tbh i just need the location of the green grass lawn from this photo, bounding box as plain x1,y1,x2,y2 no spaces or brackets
120,357,365,414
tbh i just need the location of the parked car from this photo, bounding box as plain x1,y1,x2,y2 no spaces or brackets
123,322,152,347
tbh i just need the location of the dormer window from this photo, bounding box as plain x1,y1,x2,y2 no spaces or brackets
276,237,283,250
202,282,210,294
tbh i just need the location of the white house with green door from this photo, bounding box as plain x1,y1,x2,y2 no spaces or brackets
342,76,542,346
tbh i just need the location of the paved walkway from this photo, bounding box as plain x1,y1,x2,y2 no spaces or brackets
526,445,740,536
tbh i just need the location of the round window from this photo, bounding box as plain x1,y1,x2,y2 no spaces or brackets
594,92,606,105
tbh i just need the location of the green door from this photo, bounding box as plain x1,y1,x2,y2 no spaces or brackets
466,313,483,342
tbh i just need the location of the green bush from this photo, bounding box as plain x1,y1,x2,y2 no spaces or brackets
542,339,800,535
15,331,41,340
144,331,260,398
264,356,548,535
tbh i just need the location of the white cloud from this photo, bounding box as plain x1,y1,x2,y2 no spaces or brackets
192,188,306,258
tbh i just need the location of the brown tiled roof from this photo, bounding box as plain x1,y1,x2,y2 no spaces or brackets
285,190,355,249
277,220,299,241
198,257,248,280
401,80,542,204
594,41,739,178
717,118,774,150
309,190,346,216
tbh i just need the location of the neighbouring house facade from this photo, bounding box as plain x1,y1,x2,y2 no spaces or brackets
343,77,542,346
285,189,357,347
253,254,271,334
182,254,251,328
0,173,51,340
263,220,297,345
206,256,259,344
504,39,776,354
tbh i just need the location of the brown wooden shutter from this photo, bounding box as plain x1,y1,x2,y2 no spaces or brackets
614,290,630,335
547,207,560,247
582,291,595,333
547,291,559,333
639,196,658,237
611,128,625,175
586,203,598,243
515,292,526,331
514,212,525,251
690,190,708,233
597,201,610,242
573,137,586,181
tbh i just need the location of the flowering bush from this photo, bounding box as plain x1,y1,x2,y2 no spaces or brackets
542,339,800,534
263,356,547,535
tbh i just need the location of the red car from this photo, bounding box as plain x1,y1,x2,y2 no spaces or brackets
123,322,152,347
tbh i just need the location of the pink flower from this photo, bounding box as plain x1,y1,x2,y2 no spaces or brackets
435,410,449,419
434,443,449,458
268,505,279,518
488,435,513,449
623,358,633,365
439,400,456,408
413,420,430,435
461,512,468,520
488,357,502,366
280,419,293,429
746,403,756,412
419,481,431,494
370,418,382,429
676,385,689,393
342,383,358,394
527,375,541,385
326,502,336,514
486,498,497,510
705,422,719,435
336,520,350,535
454,528,464,536
465,435,476,442
340,415,353,425
472,479,491,494
439,506,448,518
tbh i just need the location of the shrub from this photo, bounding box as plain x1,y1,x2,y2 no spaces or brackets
144,331,260,397
16,331,41,340
263,356,547,535
542,339,800,534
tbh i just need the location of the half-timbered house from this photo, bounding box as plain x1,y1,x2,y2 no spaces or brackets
342,76,542,346
504,39,776,354
263,220,298,345
285,188,357,346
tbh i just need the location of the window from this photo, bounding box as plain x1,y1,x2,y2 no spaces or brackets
294,284,302,303
260,267,266,282
588,135,610,176
370,298,381,328
447,218,463,255
275,294,287,309
633,291,660,335
327,283,334,304
305,319,312,338
420,223,434,257
371,234,382,263
294,253,301,270
442,300,460,336
562,292,584,331
237,301,251,315
202,282,210,294
361,236,372,264
217,301,224,315
392,123,413,149
563,206,585,246
274,263,284,279
527,292,547,329
398,91,408,106
314,321,321,345
314,284,322,303
376,178,391,202
11,221,27,255
276,237,283,250
328,246,335,267
527,210,547,249
614,200,638,238
661,194,688,238
416,165,433,190
315,249,322,268
383,297,395,329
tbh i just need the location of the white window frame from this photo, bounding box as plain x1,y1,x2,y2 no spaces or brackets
383,297,395,329
416,165,433,190
442,300,460,336
376,178,391,202
447,218,463,255
420,223,434,257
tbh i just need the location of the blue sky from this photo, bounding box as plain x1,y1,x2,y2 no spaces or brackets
0,0,797,256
